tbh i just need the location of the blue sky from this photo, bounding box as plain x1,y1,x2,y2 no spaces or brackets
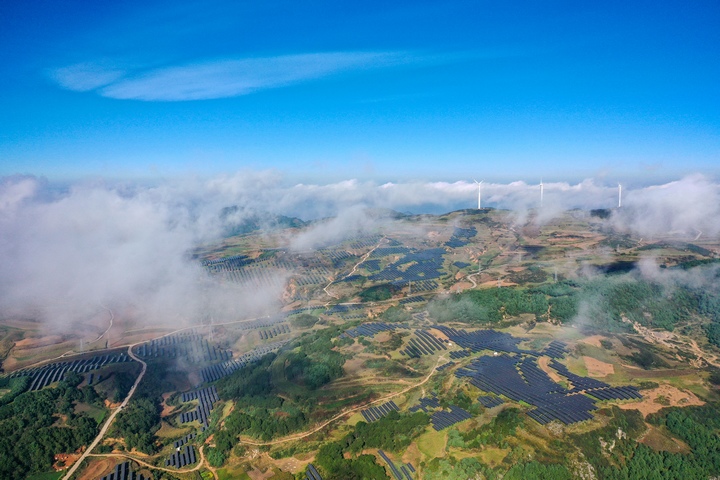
1,0,718,183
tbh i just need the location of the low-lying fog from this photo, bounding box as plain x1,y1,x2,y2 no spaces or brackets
1,172,718,332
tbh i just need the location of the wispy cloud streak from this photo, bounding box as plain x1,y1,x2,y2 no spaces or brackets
51,52,413,101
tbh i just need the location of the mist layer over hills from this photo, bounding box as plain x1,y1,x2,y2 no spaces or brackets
0,172,718,330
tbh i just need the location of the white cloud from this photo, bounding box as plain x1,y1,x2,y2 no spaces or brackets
51,62,127,91
1,172,717,334
51,52,412,101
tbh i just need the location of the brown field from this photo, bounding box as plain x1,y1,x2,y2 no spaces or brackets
580,335,608,348
450,281,472,292
537,356,563,383
640,425,691,454
619,384,704,417
76,457,115,480
583,356,614,377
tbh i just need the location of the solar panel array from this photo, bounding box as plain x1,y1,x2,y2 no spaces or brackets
409,280,439,292
453,261,471,269
445,226,477,248
370,246,412,258
477,395,504,408
96,461,148,480
399,296,425,305
341,322,409,338
449,350,471,359
433,326,530,355
456,354,598,425
542,341,568,359
202,254,253,272
179,386,219,426
173,432,196,449
378,450,412,480
327,303,366,315
6,352,130,392
199,340,288,383
363,259,382,271
305,463,323,480
549,360,642,400
165,445,197,468
258,323,290,340
436,361,455,371
135,333,231,364
294,268,330,286
220,264,288,289
319,248,355,267
360,400,399,423
400,329,447,358
348,234,383,249
430,405,472,431
409,396,441,413
453,338,643,426
369,248,445,286
231,315,287,331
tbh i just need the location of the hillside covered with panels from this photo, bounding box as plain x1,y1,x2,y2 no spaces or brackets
2,209,720,479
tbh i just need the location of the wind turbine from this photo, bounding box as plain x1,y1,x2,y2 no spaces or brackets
474,179,483,209
539,179,544,208
618,183,622,208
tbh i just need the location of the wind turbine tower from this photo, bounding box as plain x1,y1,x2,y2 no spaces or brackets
618,183,622,208
539,179,544,207
474,179,483,209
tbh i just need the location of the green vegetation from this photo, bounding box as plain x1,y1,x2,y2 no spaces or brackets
358,283,398,302
289,313,319,329
0,373,99,479
571,406,720,479
459,408,523,449
504,462,573,480
381,305,411,323
314,411,428,479
423,457,490,480
110,361,173,454
342,411,429,452
213,328,349,451
315,443,389,480
358,283,399,302
111,397,160,453
0,375,30,405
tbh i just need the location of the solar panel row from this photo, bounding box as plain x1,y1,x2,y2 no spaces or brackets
400,329,447,358
436,361,455,371
135,333,231,364
430,405,472,431
449,349,471,359
477,395,504,408
409,396,441,413
542,340,567,359
173,432,196,449
305,463,323,480
377,450,405,480
96,461,147,480
165,445,197,468
200,340,288,383
7,352,130,392
179,386,219,426
399,296,425,304
341,322,409,338
360,400,399,423
258,323,290,340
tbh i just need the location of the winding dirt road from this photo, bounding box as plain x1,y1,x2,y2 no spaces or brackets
62,344,147,480
240,354,447,446
87,444,216,478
